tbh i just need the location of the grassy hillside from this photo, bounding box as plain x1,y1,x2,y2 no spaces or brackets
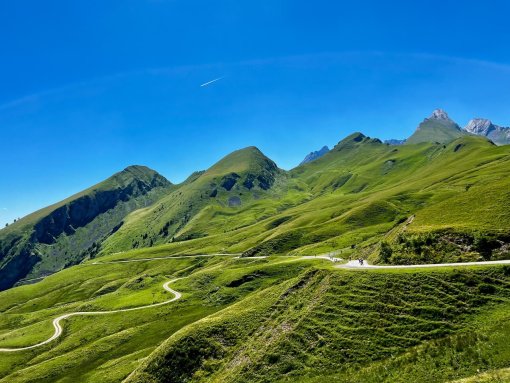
0,166,172,290
128,265,510,383
2,246,510,382
4,127,509,287
406,112,466,144
1,124,510,382
100,146,290,253
92,133,510,267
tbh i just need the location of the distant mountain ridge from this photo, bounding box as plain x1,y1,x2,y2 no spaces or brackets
384,139,406,145
299,146,330,165
465,118,510,145
2,108,510,291
387,109,510,146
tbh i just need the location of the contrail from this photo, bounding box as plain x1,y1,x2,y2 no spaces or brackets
200,77,224,87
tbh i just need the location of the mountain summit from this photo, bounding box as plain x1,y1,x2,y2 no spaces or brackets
465,118,510,145
429,108,451,121
406,109,466,144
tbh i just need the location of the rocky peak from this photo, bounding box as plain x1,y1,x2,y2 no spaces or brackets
463,118,510,145
429,109,451,121
465,118,495,136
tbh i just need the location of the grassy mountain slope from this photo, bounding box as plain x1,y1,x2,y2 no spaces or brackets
100,147,289,253
2,247,510,382
93,133,510,266
406,110,467,145
119,255,510,383
0,166,171,290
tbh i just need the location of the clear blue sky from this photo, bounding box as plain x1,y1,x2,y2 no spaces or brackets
1,0,510,226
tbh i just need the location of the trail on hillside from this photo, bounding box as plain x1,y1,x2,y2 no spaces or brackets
91,253,240,264
0,253,247,352
0,278,182,353
2,253,510,352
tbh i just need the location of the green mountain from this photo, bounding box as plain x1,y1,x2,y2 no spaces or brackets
0,165,171,290
100,146,285,253
406,109,467,144
103,132,510,265
3,130,509,293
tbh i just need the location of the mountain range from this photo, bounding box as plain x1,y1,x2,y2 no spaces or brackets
301,109,509,164
389,108,510,146
1,109,510,290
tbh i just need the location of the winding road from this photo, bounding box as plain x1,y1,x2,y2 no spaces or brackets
0,278,182,353
2,254,510,352
0,253,241,352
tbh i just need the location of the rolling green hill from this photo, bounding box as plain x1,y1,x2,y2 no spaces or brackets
100,146,289,253
3,124,509,291
1,248,510,382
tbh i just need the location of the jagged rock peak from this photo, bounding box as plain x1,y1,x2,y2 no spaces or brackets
465,118,495,135
384,139,406,145
429,109,451,121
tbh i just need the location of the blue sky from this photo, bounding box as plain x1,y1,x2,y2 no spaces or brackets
1,0,510,226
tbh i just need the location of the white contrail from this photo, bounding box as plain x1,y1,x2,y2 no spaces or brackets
200,77,224,87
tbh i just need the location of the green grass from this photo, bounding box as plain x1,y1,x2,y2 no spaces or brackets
0,250,316,382
126,264,510,383
4,131,510,292
2,247,510,382
0,165,172,290
406,116,466,144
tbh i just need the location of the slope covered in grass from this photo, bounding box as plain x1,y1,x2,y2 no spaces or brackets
100,146,289,253
126,265,510,383
2,245,510,383
406,109,466,144
93,132,510,267
0,166,171,290
4,122,509,287
0,249,314,382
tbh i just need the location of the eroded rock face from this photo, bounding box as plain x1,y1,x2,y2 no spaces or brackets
220,173,240,191
465,118,495,135
34,182,148,244
465,118,510,145
430,109,451,121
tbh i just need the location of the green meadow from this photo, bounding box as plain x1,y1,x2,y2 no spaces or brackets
1,246,510,382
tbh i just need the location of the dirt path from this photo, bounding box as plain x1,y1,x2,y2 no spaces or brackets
3,253,509,352
91,253,240,264
0,278,182,353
